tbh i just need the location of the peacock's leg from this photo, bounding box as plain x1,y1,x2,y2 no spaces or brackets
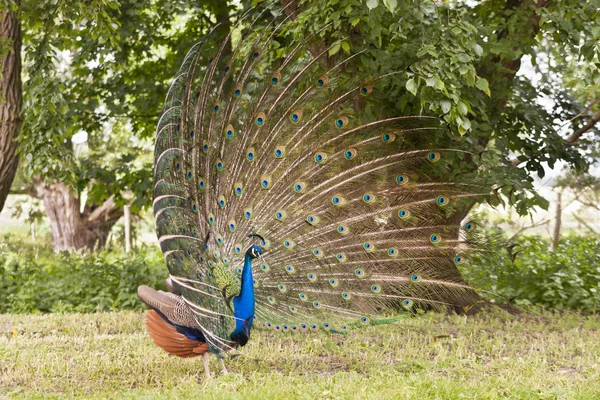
201,353,211,380
220,358,228,374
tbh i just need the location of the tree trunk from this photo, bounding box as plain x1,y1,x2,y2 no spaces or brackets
124,204,131,253
31,179,123,252
551,191,562,251
0,3,22,213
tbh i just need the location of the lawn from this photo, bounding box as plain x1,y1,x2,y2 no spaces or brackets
1,309,599,399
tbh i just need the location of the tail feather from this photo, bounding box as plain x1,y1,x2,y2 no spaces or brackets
145,310,208,358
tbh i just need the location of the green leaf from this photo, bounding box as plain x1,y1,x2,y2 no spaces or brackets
440,100,451,114
328,43,341,56
406,78,417,96
476,77,491,97
351,17,360,27
383,0,397,13
457,100,469,115
366,0,379,10
341,41,350,53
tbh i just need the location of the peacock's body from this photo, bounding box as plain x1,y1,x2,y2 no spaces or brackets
138,4,487,376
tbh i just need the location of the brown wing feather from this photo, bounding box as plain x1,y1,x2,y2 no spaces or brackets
145,310,209,358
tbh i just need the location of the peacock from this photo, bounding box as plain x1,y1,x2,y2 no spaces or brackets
138,3,489,378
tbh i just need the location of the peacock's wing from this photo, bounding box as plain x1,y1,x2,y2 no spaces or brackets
153,5,487,347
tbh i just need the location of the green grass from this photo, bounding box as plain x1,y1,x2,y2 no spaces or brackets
1,310,599,399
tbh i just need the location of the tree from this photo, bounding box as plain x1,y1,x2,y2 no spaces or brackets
8,0,599,251
281,0,598,216
8,0,230,251
0,1,21,213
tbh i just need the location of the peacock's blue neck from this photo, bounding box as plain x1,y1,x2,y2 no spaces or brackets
230,252,255,346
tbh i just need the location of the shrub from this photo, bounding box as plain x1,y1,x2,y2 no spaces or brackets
461,234,600,312
0,236,167,313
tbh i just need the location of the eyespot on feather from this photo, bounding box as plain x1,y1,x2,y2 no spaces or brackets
255,112,267,126
344,148,357,160
270,71,281,85
454,255,465,264
232,84,243,98
360,85,373,96
335,115,349,129
274,145,286,158
403,299,414,309
285,265,296,274
246,147,256,162
314,152,328,164
294,182,307,193
306,214,319,225
363,193,375,203
382,132,396,143
436,195,449,206
289,109,302,123
396,174,409,185
260,175,272,189
398,209,410,219
337,224,350,235
332,194,346,206
316,75,329,87
430,233,441,244
428,151,441,162
336,252,347,262
234,182,243,196
228,219,236,232
225,124,235,139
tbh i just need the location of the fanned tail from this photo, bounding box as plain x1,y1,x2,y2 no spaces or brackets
150,3,492,348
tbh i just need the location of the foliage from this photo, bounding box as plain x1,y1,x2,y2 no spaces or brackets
10,0,231,213
0,237,166,313
463,233,600,312
2,310,600,398
2,0,598,226
278,0,600,214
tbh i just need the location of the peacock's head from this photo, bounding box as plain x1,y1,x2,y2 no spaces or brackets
246,244,263,260
246,233,265,259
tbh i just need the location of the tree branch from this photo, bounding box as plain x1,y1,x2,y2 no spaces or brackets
566,108,600,144
511,108,600,167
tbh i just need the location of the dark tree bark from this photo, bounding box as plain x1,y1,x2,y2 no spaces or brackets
0,3,22,214
31,178,124,252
